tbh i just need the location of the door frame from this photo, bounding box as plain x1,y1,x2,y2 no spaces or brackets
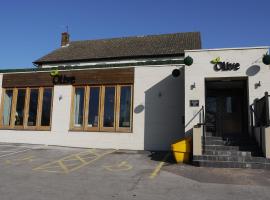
204,77,249,137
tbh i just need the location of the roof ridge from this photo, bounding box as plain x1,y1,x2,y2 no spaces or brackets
70,31,200,44
33,31,201,65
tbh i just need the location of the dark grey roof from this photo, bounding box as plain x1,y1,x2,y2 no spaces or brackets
33,32,201,64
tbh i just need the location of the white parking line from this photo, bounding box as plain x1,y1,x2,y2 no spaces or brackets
0,144,31,148
0,148,32,158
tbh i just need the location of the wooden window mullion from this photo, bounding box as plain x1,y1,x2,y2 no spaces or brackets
115,85,121,132
130,85,134,132
84,86,90,130
70,87,75,130
10,88,18,129
0,88,6,127
97,86,101,131
23,88,30,128
37,87,43,128
99,86,105,131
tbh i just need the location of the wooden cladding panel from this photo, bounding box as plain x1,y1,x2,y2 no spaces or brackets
2,68,134,88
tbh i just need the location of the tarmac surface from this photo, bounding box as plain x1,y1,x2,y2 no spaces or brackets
0,143,269,200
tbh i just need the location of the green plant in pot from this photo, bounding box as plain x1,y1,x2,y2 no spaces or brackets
263,54,270,65
184,56,193,66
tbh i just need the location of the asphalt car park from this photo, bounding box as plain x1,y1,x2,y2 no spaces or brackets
0,143,270,200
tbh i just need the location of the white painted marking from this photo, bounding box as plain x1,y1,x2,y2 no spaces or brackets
0,149,32,158
0,144,31,148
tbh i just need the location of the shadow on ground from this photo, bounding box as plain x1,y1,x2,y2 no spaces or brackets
148,151,177,164
163,163,270,186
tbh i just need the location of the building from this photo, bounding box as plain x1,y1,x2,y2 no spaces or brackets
185,46,270,168
0,31,269,168
0,32,200,150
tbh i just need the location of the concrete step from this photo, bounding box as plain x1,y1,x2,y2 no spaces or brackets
193,155,270,163
193,160,270,170
204,144,259,152
203,139,257,146
203,150,252,157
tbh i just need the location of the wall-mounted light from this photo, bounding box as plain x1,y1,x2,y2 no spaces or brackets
172,69,181,78
59,95,63,101
190,82,196,90
255,81,261,89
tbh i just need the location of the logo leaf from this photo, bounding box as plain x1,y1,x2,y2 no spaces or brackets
211,57,221,64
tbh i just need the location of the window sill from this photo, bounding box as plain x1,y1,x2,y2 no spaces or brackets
0,127,51,131
69,129,132,133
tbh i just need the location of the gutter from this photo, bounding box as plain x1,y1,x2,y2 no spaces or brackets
0,59,184,74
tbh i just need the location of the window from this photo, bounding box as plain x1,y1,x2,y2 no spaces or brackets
73,87,85,129
71,85,133,132
28,89,39,126
102,86,116,130
2,90,13,127
87,87,100,129
119,86,132,128
14,89,26,126
41,88,53,126
0,87,53,130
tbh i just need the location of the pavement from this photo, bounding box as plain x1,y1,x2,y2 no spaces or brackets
0,143,269,200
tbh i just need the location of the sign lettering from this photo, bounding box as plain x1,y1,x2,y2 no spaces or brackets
214,62,240,71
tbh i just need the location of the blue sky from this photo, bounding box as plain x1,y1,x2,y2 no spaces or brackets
0,0,269,68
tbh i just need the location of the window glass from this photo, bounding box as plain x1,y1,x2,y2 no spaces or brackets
88,87,100,127
2,90,13,126
27,89,39,126
41,88,52,126
119,86,132,128
226,96,232,113
103,87,115,127
74,88,85,127
15,89,26,126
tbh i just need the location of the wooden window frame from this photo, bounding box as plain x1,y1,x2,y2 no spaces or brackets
116,85,133,133
70,84,133,133
99,85,117,132
0,87,53,131
38,87,54,131
70,86,86,131
85,86,101,132
0,88,15,129
26,87,43,130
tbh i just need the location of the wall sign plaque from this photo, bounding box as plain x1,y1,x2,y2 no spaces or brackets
190,100,199,107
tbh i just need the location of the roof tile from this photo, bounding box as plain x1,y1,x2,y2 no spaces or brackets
34,32,201,64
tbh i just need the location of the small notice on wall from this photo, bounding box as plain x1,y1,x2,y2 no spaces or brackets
190,100,199,107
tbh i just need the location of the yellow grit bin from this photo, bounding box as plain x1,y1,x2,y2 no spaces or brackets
171,136,192,163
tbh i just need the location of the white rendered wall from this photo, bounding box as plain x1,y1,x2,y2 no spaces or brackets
185,47,269,132
0,66,184,150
